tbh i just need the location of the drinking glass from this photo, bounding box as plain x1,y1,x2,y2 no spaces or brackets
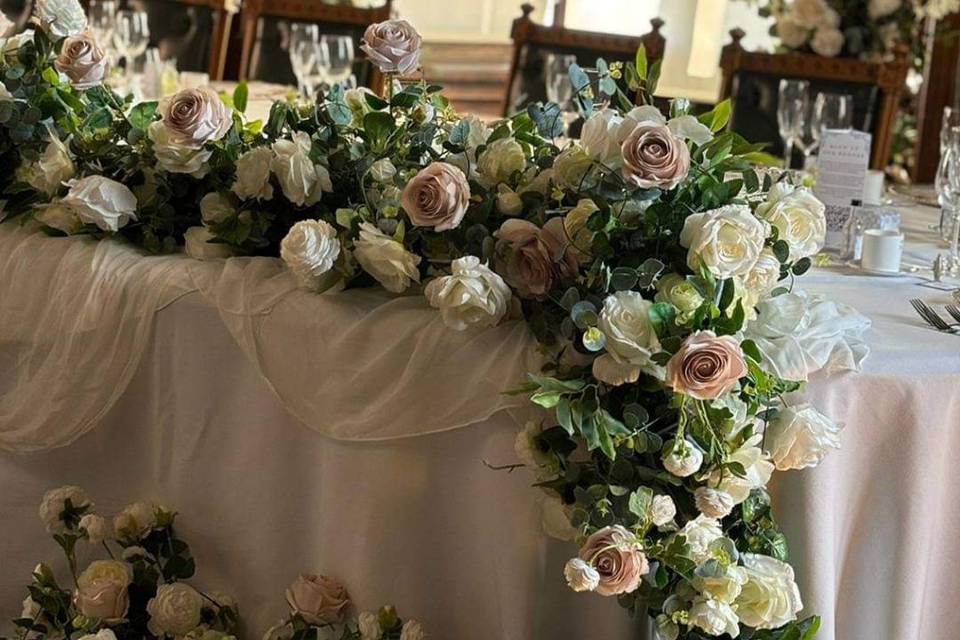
288,23,320,97
942,129,960,273
114,10,150,74
936,106,960,241
544,53,577,137
812,92,853,134
321,35,354,87
777,79,808,169
87,0,117,49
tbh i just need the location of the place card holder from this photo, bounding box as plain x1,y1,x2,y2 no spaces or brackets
814,129,872,251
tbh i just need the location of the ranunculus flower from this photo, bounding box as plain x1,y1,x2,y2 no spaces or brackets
655,273,704,323
693,564,748,604
113,501,158,538
158,86,232,149
577,525,648,596
581,109,626,166
553,145,596,190
688,596,740,637
755,183,826,260
680,515,723,564
38,485,91,533
271,132,331,206
592,290,663,386
564,557,601,592
280,219,341,291
735,553,803,629
353,222,421,293
694,486,735,519
680,204,768,279
666,331,747,400
765,403,843,470
649,494,676,527
399,620,424,640
494,217,577,298
285,574,350,625
620,122,690,190
477,138,526,187
400,162,470,231
708,434,774,504
56,31,109,89
425,255,511,330
662,438,703,477
75,560,132,623
34,0,86,38
79,513,110,544
146,583,204,636
232,146,274,200
24,136,75,196
149,121,212,177
61,176,138,232
360,19,423,75
811,26,844,56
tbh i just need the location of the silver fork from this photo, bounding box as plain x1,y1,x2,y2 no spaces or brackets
909,299,959,333
945,304,960,324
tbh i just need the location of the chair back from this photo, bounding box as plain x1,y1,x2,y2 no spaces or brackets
502,2,664,116
129,0,234,79
719,28,909,170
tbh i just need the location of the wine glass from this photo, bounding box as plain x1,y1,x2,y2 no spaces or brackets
321,35,354,87
544,53,577,138
940,126,960,273
812,92,853,136
87,0,117,50
288,23,320,97
114,10,150,75
777,79,808,169
936,106,960,241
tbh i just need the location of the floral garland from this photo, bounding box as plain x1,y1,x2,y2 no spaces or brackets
0,2,857,638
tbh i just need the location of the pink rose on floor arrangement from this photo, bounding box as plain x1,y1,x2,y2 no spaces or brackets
0,4,856,638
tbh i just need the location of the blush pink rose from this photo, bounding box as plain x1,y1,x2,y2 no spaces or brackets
74,579,129,622
578,525,649,596
360,19,423,75
158,86,233,148
55,31,110,89
621,122,690,190
666,330,747,400
285,574,350,625
494,217,578,298
400,162,470,231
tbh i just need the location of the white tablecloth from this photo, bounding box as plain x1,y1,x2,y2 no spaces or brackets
1,201,959,640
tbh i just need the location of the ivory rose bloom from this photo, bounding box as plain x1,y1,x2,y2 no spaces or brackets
553,146,596,190
62,176,138,232
360,19,423,75
79,513,110,543
496,187,523,216
400,162,470,231
680,515,723,564
649,494,677,527
735,553,803,629
564,557,601,592
232,146,274,200
495,218,576,298
693,564,748,603
56,31,109,89
285,574,350,625
38,485,91,533
280,219,341,291
743,247,782,296
477,138,526,186
592,291,663,385
271,132,331,206
694,486,735,519
662,439,703,477
424,256,512,330
655,274,704,323
399,620,424,640
666,331,747,400
146,583,203,636
158,87,232,148
199,192,236,225
621,122,690,190
34,0,86,38
756,183,826,259
149,121,212,176
765,403,843,470
25,136,74,196
688,596,740,637
353,222,421,293
811,27,844,57
709,435,774,504
577,525,648,596
75,560,132,623
113,501,158,538
680,204,768,279
581,109,626,166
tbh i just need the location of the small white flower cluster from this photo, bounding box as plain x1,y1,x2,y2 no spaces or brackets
774,0,845,56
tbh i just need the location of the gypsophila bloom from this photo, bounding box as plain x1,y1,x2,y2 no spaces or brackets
662,439,703,477
79,513,110,543
680,204,768,279
765,403,843,470
146,582,204,636
280,219,341,291
425,256,511,330
56,31,109,89
735,553,803,629
577,525,649,596
694,486,735,519
38,485,91,533
360,19,423,75
75,560,132,623
649,494,677,527
353,222,421,293
285,574,350,625
61,176,138,232
34,0,86,38
401,162,470,231
688,596,740,637
232,146,274,200
564,558,601,592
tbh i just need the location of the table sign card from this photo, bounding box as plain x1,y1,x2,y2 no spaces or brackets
814,129,872,250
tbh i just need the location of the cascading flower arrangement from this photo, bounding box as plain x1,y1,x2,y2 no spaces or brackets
10,486,238,640
0,2,863,638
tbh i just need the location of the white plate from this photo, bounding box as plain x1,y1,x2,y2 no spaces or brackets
845,260,907,277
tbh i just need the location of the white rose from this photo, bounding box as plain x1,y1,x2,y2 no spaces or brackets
539,494,577,541
649,494,676,527
149,121,212,177
146,583,204,636
564,557,600,592
694,487,735,519
709,435,774,504
399,620,424,640
777,16,810,48
272,132,329,206
680,515,723,564
113,501,158,538
742,247,782,296
654,613,679,640
424,256,511,330
766,403,842,471
693,565,748,604
792,0,831,28
592,291,663,386
477,138,526,187
369,158,397,183
33,0,86,38
35,203,83,234
232,147,274,200
353,222,421,293
514,421,554,472
79,514,110,543
21,596,40,620
61,176,137,232
680,204,768,279
184,226,236,260
199,192,236,225
75,560,132,622
756,184,826,260
344,86,374,113
358,612,381,640
496,187,523,216
655,273,704,323
735,553,803,629
78,630,118,640
667,115,713,146
811,27,844,57
581,109,626,166
280,219,342,291
38,485,91,533
26,136,75,196
869,0,901,17
688,596,740,637
662,439,703,478
553,146,595,190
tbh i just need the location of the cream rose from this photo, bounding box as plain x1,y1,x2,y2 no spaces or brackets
79,514,110,543
360,19,423,75
149,121,212,177
34,0,86,38
564,557,601,592
25,136,74,196
38,485,91,533
666,331,747,400
811,27,844,57
113,501,158,538
694,486,735,519
621,122,690,190
353,222,421,293
477,138,526,187
693,564,748,604
280,219,341,291
709,435,774,504
742,247,782,296
756,183,826,260
61,176,138,232
688,596,740,637
662,439,704,477
494,217,576,298
400,162,470,231
592,291,663,386
553,145,596,190
232,146,274,200
765,403,843,470
680,515,723,564
146,583,204,636
271,132,330,206
655,274,704,323
56,31,109,89
649,494,677,527
75,560,132,623
581,109,626,166
199,192,236,225
425,255,512,330
735,553,803,629
158,86,232,148
285,574,350,625
577,525,648,596
680,204,768,279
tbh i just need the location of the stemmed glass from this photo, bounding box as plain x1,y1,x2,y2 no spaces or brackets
114,10,150,76
812,92,853,134
320,35,354,88
288,23,320,97
87,0,117,51
938,123,960,274
777,79,808,169
544,53,577,138
936,106,960,242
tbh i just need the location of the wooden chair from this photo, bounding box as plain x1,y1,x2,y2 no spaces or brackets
502,2,665,116
719,28,910,171
237,0,392,90
128,0,235,79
